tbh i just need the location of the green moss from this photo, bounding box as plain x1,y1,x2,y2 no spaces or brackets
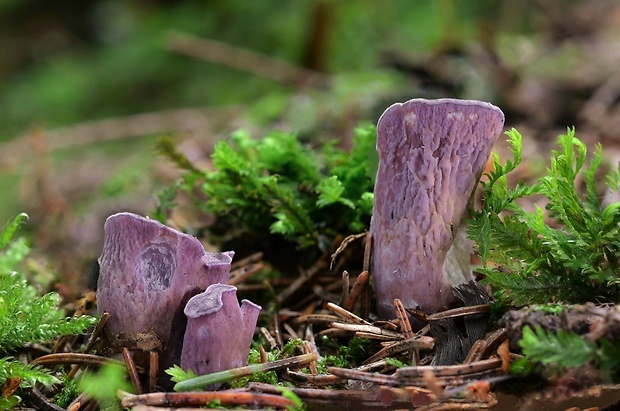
468,128,620,305
0,214,97,408
157,126,376,251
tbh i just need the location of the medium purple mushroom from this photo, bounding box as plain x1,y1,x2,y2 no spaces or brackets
370,98,504,317
181,283,261,376
97,212,234,346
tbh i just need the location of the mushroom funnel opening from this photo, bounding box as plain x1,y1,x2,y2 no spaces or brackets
181,283,261,376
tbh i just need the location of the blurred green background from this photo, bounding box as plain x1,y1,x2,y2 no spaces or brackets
1,0,619,291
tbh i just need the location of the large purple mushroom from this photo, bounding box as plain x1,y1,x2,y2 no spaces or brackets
370,98,504,317
97,212,234,345
181,283,261,376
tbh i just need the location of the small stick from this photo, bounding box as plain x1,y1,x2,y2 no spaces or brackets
355,331,400,342
67,312,111,379
291,314,339,325
260,327,278,350
166,31,328,88
426,304,491,321
363,233,372,272
304,325,322,362
249,382,375,402
272,314,284,349
174,353,317,391
328,366,397,385
497,339,511,374
230,251,263,270
82,312,109,353
362,336,435,365
340,270,350,306
394,298,417,364
122,348,143,395
317,328,354,339
361,283,370,320
26,387,66,411
32,353,125,368
360,233,372,320
282,369,345,386
330,367,502,388
302,341,318,375
330,233,367,270
120,389,296,409
357,360,391,373
394,300,414,339
481,328,507,358
149,351,159,392
282,322,299,340
326,302,370,325
405,308,429,324
259,346,269,363
395,358,502,378
344,270,369,311
374,320,400,332
228,263,264,286
330,322,403,340
66,392,90,411
463,340,487,364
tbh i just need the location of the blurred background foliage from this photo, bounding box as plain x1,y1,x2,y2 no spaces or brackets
1,0,620,295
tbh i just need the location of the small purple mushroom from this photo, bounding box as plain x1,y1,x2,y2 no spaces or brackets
181,283,261,375
370,98,504,317
97,212,234,345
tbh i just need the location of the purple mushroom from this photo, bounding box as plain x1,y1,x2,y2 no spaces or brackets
181,283,261,375
370,98,504,317
97,212,234,345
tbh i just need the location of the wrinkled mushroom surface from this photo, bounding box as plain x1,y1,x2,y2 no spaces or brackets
370,98,504,317
181,283,261,376
97,212,234,344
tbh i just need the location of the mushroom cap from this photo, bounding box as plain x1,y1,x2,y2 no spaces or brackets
181,283,261,376
184,283,261,318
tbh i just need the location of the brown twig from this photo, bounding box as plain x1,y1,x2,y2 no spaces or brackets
0,107,228,169
149,351,159,393
227,262,265,286
426,304,491,321
271,314,284,349
362,336,435,365
292,313,340,325
119,389,296,409
330,322,403,341
166,31,329,88
340,270,350,306
344,270,369,311
463,340,488,364
259,327,278,350
32,353,126,368
282,369,346,386
395,358,503,378
363,233,372,272
330,232,367,270
123,347,143,394
326,302,370,325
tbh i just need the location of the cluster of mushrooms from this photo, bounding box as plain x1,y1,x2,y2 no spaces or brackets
96,98,505,384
